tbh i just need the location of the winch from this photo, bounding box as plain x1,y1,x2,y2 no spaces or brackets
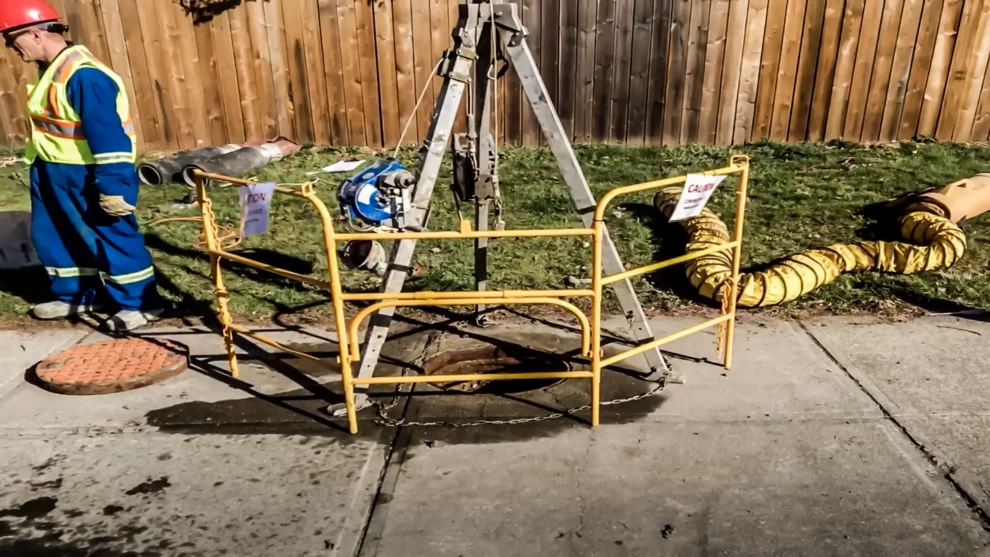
337,159,418,231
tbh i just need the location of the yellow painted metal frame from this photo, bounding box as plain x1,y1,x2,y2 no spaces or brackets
192,154,750,434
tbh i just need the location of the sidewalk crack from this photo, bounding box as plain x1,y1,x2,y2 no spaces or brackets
798,320,990,534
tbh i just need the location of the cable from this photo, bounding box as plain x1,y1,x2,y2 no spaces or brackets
489,6,505,229
490,5,500,181
149,216,243,251
393,58,445,160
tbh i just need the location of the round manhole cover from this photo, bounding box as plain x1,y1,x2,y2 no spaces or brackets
423,345,572,394
35,338,189,395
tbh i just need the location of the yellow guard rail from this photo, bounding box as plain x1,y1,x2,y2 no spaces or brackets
192,154,750,434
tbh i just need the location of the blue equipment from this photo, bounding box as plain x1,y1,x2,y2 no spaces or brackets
338,159,417,231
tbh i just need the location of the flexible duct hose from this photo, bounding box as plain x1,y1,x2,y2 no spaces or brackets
138,144,242,186
180,138,301,187
652,188,968,308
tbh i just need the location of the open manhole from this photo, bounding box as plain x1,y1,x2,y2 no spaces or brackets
423,345,573,394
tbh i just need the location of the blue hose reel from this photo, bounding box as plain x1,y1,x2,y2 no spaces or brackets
338,159,417,231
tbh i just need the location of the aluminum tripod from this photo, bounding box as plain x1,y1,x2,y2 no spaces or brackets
330,0,671,416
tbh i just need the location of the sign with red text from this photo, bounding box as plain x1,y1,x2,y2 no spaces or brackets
238,182,276,237
668,174,726,222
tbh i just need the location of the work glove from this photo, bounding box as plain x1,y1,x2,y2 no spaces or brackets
99,194,136,217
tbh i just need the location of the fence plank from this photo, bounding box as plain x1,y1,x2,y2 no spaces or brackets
681,0,711,143
172,6,212,147
7,51,35,144
317,0,350,145
556,0,580,140
96,0,144,150
861,0,905,142
936,0,986,140
134,0,179,150
411,0,436,143
429,0,451,106
151,0,191,148
842,0,883,139
540,0,561,144
575,0,600,141
972,56,990,139
298,0,333,145
716,0,749,145
375,0,401,148
265,0,296,139
212,12,247,144
192,17,228,146
751,0,787,140
390,0,417,147
732,0,768,143
65,0,111,65
769,0,808,140
0,52,24,146
898,0,946,138
155,2,197,150
918,0,965,137
229,5,263,142
355,0,384,147
880,0,926,141
646,0,673,144
949,0,990,141
336,0,366,146
625,0,656,145
824,0,865,139
281,0,314,143
245,0,279,140
594,0,618,141
663,0,691,144
805,0,843,141
521,0,542,146
787,0,826,141
611,0,637,142
115,0,163,149
699,0,730,144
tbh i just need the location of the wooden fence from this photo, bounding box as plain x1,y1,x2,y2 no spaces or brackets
2,0,990,152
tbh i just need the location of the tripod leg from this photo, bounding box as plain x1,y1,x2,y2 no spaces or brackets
496,15,671,378
329,6,483,416
472,18,498,326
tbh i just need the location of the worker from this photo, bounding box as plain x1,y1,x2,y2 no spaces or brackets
2,0,163,331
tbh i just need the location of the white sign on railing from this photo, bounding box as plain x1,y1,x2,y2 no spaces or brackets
238,182,277,237
668,174,727,222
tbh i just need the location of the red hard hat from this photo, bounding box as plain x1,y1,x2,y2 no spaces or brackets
0,0,60,34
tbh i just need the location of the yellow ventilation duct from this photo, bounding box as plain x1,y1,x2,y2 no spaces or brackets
652,174,990,308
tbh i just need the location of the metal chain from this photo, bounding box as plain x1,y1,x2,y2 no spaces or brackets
371,377,666,429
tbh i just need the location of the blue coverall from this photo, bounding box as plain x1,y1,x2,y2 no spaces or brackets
30,66,161,312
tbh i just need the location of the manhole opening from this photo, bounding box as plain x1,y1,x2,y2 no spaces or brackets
423,345,573,394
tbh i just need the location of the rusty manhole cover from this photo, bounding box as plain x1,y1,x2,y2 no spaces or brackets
424,345,572,394
34,338,189,395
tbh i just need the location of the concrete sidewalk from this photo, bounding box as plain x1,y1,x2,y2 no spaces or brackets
0,314,987,556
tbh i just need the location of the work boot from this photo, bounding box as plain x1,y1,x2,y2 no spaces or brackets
30,301,103,320
103,309,163,333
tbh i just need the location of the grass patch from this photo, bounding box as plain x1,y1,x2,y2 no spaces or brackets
2,140,990,322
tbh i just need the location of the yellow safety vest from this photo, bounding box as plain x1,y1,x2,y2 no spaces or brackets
24,45,136,166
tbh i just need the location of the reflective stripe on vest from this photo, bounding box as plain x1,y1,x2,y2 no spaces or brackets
24,45,137,166
30,115,85,140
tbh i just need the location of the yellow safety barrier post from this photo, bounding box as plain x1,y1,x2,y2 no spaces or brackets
590,154,750,391
191,155,750,435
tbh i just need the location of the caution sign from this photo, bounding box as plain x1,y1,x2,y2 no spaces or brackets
668,174,727,222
